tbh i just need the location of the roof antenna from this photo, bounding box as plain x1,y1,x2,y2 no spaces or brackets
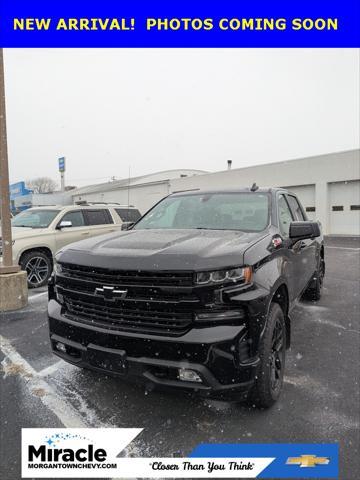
250,182,259,192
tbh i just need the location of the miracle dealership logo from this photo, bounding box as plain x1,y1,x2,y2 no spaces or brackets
28,432,108,464
22,428,142,477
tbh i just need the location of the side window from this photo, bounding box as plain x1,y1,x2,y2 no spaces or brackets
84,209,113,226
60,211,85,227
278,195,294,237
287,195,306,221
115,208,141,223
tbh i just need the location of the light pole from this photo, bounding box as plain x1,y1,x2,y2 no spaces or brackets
0,48,27,311
0,49,18,274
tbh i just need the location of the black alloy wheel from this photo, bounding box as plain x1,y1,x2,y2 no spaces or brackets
269,317,285,394
247,302,286,408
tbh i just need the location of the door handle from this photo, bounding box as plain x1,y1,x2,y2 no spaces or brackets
81,232,90,236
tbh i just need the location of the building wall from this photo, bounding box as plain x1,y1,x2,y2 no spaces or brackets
328,180,360,235
169,150,360,235
73,181,170,215
70,150,359,235
70,169,205,214
32,192,72,207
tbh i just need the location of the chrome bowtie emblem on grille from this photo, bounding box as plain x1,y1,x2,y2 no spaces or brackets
94,286,128,301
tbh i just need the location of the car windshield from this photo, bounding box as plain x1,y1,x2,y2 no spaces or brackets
11,209,60,228
134,192,270,232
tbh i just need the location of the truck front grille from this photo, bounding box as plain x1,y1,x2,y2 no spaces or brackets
63,296,192,336
56,263,198,336
60,263,194,286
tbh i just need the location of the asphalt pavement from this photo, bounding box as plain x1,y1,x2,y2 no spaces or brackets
1,236,359,480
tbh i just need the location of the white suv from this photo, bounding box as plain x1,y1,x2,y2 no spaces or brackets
0,203,141,288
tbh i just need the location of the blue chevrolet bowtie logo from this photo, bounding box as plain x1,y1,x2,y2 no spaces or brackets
94,286,128,301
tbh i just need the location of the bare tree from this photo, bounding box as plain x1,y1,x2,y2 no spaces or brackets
26,177,58,194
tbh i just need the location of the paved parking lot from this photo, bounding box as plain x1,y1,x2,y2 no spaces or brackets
1,237,359,480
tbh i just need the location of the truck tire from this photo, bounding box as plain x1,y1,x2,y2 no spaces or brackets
20,250,52,288
247,303,286,408
303,256,325,301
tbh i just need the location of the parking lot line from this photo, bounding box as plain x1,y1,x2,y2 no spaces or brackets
28,291,48,301
0,334,89,428
38,360,64,377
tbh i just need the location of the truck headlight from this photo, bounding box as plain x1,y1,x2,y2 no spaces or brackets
195,266,252,285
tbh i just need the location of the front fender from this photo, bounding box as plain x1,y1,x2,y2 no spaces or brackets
222,253,290,356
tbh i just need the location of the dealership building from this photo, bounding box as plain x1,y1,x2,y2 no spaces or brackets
70,150,359,236
9,181,72,213
71,169,207,214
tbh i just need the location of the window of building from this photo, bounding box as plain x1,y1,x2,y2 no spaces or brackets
332,206,344,212
350,205,360,211
306,207,316,212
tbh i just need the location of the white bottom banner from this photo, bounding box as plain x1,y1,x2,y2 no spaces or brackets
21,429,274,478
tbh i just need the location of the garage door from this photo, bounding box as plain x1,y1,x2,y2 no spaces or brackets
283,184,316,220
329,180,360,235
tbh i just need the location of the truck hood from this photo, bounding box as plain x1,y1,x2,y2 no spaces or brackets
58,229,268,271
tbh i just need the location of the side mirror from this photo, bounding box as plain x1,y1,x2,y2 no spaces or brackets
289,221,320,240
121,221,135,231
57,220,73,229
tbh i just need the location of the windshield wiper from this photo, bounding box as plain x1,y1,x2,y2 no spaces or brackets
194,227,238,231
13,225,43,228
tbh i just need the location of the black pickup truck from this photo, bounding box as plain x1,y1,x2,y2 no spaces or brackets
48,187,324,407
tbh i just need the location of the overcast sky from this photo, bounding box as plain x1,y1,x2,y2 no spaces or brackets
4,48,359,188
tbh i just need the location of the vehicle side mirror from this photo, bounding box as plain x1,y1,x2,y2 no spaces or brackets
121,221,135,231
57,220,73,229
289,221,320,240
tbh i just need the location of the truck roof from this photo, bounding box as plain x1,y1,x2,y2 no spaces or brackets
170,187,288,196
23,204,138,211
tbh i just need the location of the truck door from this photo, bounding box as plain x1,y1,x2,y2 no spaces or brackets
277,193,307,300
286,194,317,286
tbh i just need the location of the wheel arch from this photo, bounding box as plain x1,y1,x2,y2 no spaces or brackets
19,246,54,265
269,282,291,349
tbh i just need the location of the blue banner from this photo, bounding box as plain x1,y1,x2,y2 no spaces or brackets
190,443,339,478
0,0,359,48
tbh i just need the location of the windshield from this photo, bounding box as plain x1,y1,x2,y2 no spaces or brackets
134,192,270,232
11,209,60,228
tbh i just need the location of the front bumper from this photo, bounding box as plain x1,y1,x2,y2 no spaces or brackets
48,299,260,398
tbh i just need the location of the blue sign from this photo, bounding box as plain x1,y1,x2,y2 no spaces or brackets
9,181,32,199
190,443,339,478
0,0,359,47
58,157,65,172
